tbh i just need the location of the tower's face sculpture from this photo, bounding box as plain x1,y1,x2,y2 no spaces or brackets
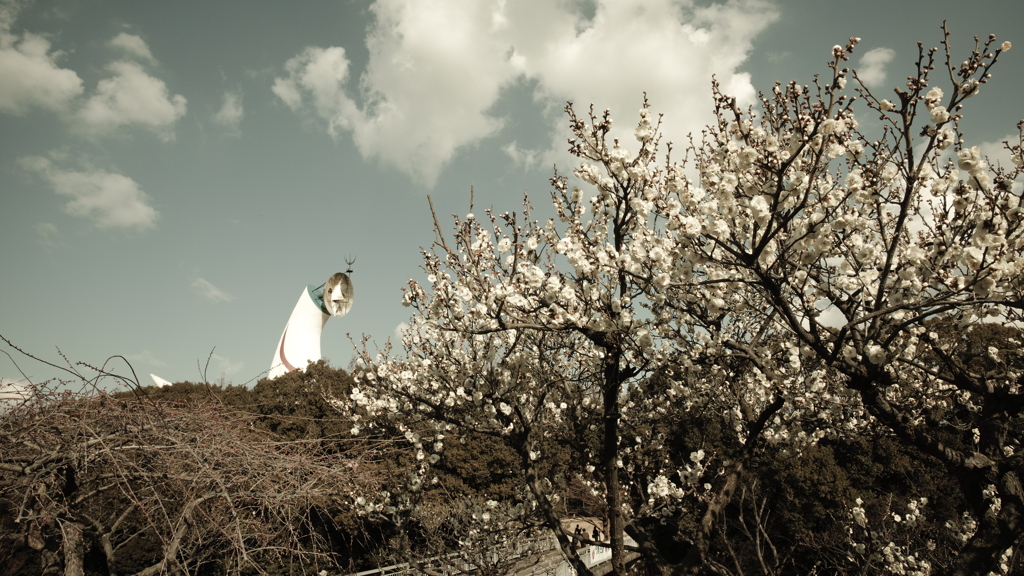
324,272,354,317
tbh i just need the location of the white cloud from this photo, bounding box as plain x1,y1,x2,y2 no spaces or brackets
0,17,186,141
35,222,64,247
21,156,159,230
79,60,187,138
816,302,848,329
394,321,409,341
271,74,303,110
109,32,154,62
271,1,517,186
503,140,542,169
0,31,83,114
974,135,1023,195
275,0,778,187
210,353,244,379
0,0,17,31
510,0,776,166
126,349,167,367
274,46,354,120
857,47,896,88
192,277,233,303
213,90,243,131
976,135,1020,171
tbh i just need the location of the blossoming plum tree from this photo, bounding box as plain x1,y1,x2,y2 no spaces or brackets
350,103,801,574
349,26,1022,576
668,29,1023,576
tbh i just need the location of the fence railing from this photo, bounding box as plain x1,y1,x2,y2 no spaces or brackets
350,534,558,576
347,532,634,576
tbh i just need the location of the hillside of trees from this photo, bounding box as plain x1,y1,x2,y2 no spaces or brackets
3,27,1024,576
0,344,1016,576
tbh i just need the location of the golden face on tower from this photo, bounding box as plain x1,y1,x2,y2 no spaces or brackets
324,272,354,317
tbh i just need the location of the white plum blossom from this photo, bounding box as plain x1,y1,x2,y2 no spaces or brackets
865,344,887,365
852,498,868,528
930,106,950,124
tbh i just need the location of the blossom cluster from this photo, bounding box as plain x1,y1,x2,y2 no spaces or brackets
848,498,934,575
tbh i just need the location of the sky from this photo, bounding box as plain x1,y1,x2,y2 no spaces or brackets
2,0,1023,389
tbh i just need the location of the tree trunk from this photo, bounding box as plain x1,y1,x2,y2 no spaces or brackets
61,521,85,576
945,470,1024,576
603,347,625,576
518,428,594,576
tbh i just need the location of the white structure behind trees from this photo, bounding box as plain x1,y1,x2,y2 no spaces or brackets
269,271,354,379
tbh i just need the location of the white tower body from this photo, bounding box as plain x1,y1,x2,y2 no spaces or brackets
269,285,329,379
269,273,353,380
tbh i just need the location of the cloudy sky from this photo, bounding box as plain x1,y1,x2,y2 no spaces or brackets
2,0,1022,388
